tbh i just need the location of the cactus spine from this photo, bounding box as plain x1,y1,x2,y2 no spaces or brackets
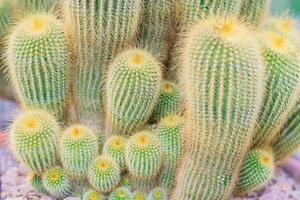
42,166,72,198
28,172,48,194
234,149,274,196
103,136,127,172
252,31,300,148
60,125,99,178
153,81,182,121
138,0,172,62
171,17,264,200
273,102,300,163
63,0,142,117
10,110,59,173
7,13,70,118
239,0,270,27
106,49,162,136
82,189,106,200
147,187,168,200
109,187,132,200
88,155,121,193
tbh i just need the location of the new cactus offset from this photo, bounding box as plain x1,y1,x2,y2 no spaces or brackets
171,16,264,199
60,125,99,178
6,13,70,118
109,187,132,200
106,49,162,136
82,189,106,200
234,149,274,196
133,191,147,200
147,187,168,200
252,31,300,148
10,110,59,173
28,172,48,194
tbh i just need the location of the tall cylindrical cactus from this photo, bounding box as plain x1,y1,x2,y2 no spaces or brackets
105,49,162,136
7,13,70,118
239,0,270,27
252,31,300,148
171,17,265,200
10,110,59,173
63,0,142,119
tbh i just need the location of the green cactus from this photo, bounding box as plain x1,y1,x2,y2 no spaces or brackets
63,0,142,118
88,155,121,193
131,176,156,192
147,187,168,200
0,0,13,38
159,165,176,189
42,166,72,198
125,131,162,179
120,174,133,191
106,49,162,136
133,190,147,200
28,172,48,194
252,31,300,148
17,0,56,12
138,0,172,62
60,125,99,178
234,149,274,196
239,0,270,27
103,135,127,172
82,189,106,200
153,81,182,121
273,102,300,163
171,16,265,200
10,110,59,173
179,0,241,27
7,13,70,118
109,187,132,200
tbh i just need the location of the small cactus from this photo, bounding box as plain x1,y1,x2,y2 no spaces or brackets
109,187,132,200
6,13,70,118
125,131,162,179
60,125,99,178
153,81,182,121
10,110,59,172
133,190,147,200
42,166,72,198
103,135,127,172
82,189,106,200
106,49,162,136
147,187,168,200
28,172,48,194
234,149,275,196
88,155,121,193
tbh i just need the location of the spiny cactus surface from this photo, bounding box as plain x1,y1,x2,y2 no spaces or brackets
0,0,12,37
147,187,168,200
239,0,270,26
82,189,106,200
28,172,48,194
109,187,132,200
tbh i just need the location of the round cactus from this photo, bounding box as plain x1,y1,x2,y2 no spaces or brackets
42,166,72,198
234,149,275,195
28,172,48,194
6,13,70,118
82,189,106,200
153,81,182,121
133,190,147,200
125,131,162,179
60,125,99,178
109,187,132,200
147,187,168,200
103,135,127,172
106,48,162,136
88,155,121,193
10,110,59,173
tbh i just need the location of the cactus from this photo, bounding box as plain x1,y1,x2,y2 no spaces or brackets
125,131,162,179
82,189,106,200
106,49,162,136
103,136,127,172
131,176,157,192
10,110,59,173
120,174,133,191
252,31,300,148
138,0,172,62
234,149,274,196
60,125,99,178
179,0,241,27
273,102,300,163
159,165,176,189
88,155,121,193
109,187,132,200
28,172,48,194
147,187,168,200
17,0,56,12
153,81,182,121
42,166,72,198
133,191,147,200
63,0,142,118
239,0,270,27
171,16,265,200
6,13,70,118
0,0,12,38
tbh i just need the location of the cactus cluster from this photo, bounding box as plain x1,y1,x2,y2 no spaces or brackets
4,0,300,199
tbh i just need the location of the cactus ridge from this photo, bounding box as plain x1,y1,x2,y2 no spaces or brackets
0,0,12,37
239,0,270,26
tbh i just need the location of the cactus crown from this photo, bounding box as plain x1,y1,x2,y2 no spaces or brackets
263,31,296,55
160,115,183,127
